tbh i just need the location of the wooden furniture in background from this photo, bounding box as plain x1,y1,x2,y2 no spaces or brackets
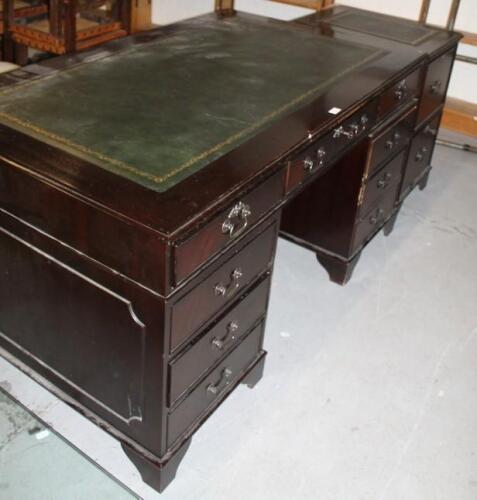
215,0,235,17
270,0,334,10
130,0,152,33
1,0,47,62
3,0,130,63
441,97,477,137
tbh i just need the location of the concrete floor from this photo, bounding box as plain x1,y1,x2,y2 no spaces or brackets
0,133,476,499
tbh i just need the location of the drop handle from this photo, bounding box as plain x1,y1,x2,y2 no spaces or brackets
394,81,408,101
222,202,251,239
377,173,392,189
211,321,239,351
430,80,442,94
415,147,428,162
303,156,314,172
207,368,233,396
214,268,243,298
369,208,384,225
333,125,355,140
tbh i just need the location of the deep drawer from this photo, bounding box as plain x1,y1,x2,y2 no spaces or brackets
169,219,278,353
378,67,421,119
286,99,378,194
173,169,284,286
168,276,270,405
365,104,417,178
418,49,455,125
353,183,400,252
359,150,406,218
167,322,264,446
400,112,440,198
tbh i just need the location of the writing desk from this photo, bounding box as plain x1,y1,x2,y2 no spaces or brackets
0,9,460,493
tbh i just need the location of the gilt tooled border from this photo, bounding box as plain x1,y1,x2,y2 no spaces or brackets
0,48,382,189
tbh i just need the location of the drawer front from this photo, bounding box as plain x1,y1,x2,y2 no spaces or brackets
378,67,421,119
167,322,264,446
286,99,378,193
400,113,440,198
366,104,416,178
359,150,405,218
169,276,270,405
174,169,284,286
170,219,277,353
418,49,455,125
353,184,400,252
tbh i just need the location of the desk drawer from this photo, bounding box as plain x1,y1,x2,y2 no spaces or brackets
400,113,440,198
366,104,416,178
174,169,284,285
170,220,277,353
167,322,264,446
286,100,378,193
169,276,270,405
353,184,400,252
418,49,455,125
359,150,405,218
378,67,421,119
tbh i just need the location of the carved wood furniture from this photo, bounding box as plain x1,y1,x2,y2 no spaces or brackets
0,8,460,494
2,0,130,62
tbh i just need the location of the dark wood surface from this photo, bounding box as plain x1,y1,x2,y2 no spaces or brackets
0,7,461,494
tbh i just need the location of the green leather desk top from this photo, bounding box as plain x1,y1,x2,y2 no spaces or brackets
0,15,380,192
323,10,438,46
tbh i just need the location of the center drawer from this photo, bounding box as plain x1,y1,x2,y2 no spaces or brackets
169,218,278,353
286,99,378,194
167,321,264,446
169,276,270,405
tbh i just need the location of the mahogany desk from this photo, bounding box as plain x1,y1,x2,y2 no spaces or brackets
0,9,460,493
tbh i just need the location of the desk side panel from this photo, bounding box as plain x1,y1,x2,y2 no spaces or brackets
0,187,170,457
0,158,169,295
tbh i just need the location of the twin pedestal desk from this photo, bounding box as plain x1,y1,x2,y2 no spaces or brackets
0,7,460,493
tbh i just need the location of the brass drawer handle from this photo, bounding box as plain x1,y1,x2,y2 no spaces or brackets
415,146,428,162
303,156,314,172
369,208,384,225
394,80,408,101
214,268,243,298
222,202,251,239
207,367,233,396
333,124,357,140
377,172,392,189
385,131,401,151
430,80,442,94
211,321,239,351
304,147,327,172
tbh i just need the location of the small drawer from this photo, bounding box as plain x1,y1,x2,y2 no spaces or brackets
168,276,270,405
400,112,440,198
378,67,421,119
286,100,378,193
353,184,400,252
173,169,284,285
167,322,264,446
169,219,278,353
418,49,455,125
366,104,417,178
359,150,405,218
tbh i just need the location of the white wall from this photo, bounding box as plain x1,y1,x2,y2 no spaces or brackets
151,0,476,103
